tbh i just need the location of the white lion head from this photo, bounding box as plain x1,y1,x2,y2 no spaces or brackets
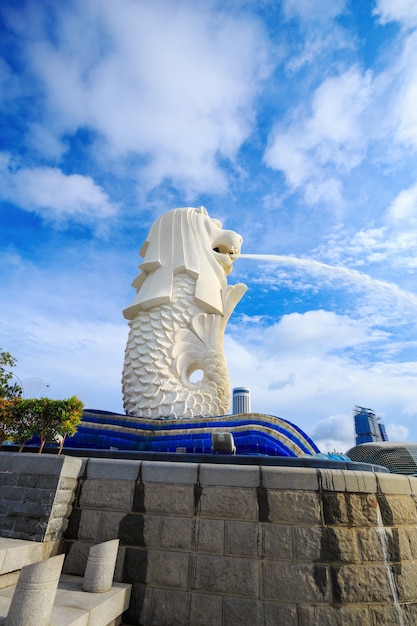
123,207,242,319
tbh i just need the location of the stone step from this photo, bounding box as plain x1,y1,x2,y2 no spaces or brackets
0,539,130,625
0,574,131,626
0,537,59,589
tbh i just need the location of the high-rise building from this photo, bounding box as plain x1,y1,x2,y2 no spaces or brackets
353,405,389,445
233,387,251,414
378,421,388,442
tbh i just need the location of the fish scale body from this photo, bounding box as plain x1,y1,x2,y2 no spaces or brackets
122,273,230,418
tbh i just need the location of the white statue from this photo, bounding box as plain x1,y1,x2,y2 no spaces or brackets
122,206,247,419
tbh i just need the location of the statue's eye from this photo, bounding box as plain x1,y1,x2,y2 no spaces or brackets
213,244,231,254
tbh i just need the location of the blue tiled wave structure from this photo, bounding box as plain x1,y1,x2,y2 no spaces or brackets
68,410,320,457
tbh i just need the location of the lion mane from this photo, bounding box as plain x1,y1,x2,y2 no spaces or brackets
123,206,242,319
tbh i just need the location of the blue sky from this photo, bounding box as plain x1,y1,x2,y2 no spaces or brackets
1,0,417,452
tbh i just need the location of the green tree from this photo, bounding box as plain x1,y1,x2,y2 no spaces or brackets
0,349,22,399
29,397,57,454
54,396,84,454
0,350,84,452
7,396,84,453
12,398,38,452
0,397,19,445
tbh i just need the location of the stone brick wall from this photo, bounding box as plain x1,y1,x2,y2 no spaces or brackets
0,452,82,542
63,458,417,625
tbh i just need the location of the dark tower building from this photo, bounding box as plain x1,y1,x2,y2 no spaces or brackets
353,405,389,445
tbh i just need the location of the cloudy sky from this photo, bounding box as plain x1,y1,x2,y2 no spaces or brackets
1,0,417,453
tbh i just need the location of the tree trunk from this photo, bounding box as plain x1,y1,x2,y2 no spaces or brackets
58,433,67,455
38,438,46,454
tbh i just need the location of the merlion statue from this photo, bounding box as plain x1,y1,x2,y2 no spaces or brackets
122,206,247,419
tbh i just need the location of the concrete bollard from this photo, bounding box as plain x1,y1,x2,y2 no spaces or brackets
5,554,64,626
82,539,120,593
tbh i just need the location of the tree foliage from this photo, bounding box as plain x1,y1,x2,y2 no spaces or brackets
0,396,84,453
0,349,83,453
0,397,20,445
0,348,22,399
11,399,37,452
34,396,84,453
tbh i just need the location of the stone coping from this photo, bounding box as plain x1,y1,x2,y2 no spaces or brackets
0,538,60,577
0,447,388,472
0,452,82,477
70,456,416,494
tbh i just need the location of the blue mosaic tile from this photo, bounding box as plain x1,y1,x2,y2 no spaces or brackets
66,410,320,457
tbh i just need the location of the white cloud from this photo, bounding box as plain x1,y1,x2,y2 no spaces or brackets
238,254,417,324
281,0,353,72
392,32,417,149
386,423,409,441
225,320,417,449
310,414,355,453
26,123,68,160
264,18,417,206
258,310,371,356
282,0,347,23
20,377,51,399
0,58,21,106
309,70,371,146
227,330,417,435
374,0,417,27
0,153,117,226
0,240,139,412
386,182,417,223
264,67,372,202
17,316,127,413
313,223,417,271
15,0,271,196
1,289,128,413
361,22,417,152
